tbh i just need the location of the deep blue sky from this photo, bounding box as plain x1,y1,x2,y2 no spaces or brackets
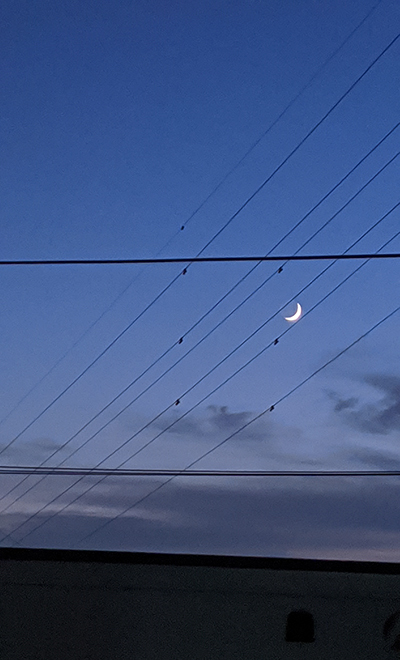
0,0,399,558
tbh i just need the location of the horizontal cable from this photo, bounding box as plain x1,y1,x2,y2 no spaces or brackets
6,222,400,548
72,302,400,549
0,466,397,477
1,253,400,265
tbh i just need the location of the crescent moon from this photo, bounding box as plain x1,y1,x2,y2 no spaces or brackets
284,302,302,322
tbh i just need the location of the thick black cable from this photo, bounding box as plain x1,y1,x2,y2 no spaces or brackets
0,1,384,431
1,33,397,463
1,153,397,517
0,230,184,429
0,466,397,477
1,132,397,482
7,211,400,547
0,1,385,548
43,154,400,467
0,126,396,470
73,303,400,548
1,253,400,265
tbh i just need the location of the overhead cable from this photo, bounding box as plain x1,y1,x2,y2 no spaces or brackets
1,252,400,266
73,301,400,548
1,135,397,471
0,154,397,518
0,1,383,431
0,466,398,478
0,31,397,460
5,210,400,547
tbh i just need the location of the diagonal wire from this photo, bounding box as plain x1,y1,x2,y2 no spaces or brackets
0,149,397,517
40,151,400,464
0,229,183,429
1,31,397,461
0,0,384,430
174,0,385,232
72,304,400,549
2,125,397,467
68,306,400,548
6,207,400,547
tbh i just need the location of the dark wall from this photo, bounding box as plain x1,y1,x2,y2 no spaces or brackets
0,549,399,659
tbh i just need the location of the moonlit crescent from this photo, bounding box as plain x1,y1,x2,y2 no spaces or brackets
284,303,302,322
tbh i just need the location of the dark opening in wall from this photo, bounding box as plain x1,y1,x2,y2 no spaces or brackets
285,610,315,643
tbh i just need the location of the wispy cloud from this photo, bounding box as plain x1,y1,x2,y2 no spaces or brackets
1,437,68,463
342,446,400,470
332,374,400,435
152,404,272,441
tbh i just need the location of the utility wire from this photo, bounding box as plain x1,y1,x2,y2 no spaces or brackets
0,467,398,477
0,230,184,429
0,0,383,430
173,0,384,233
40,154,400,469
0,31,397,461
0,152,397,516
73,302,400,549
0,126,397,467
0,1,386,548
0,127,397,474
6,210,400,547
2,253,400,265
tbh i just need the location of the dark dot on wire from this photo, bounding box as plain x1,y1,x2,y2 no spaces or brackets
180,226,185,231
274,338,279,345
178,337,183,344
175,399,181,406
182,268,187,275
269,405,275,412
278,267,283,273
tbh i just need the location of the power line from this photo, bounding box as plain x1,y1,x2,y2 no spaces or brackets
1,33,395,465
0,33,392,454
0,466,397,477
1,34,400,544
0,124,396,451
176,0,384,232
93,216,400,468
0,1,383,431
36,161,400,469
1,135,397,470
0,159,397,518
1,252,400,266
5,214,400,547
72,302,400,548
0,229,186,429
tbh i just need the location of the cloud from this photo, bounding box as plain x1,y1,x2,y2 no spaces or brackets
343,446,400,470
2,437,68,462
333,397,358,413
4,476,400,562
151,404,274,443
332,374,400,435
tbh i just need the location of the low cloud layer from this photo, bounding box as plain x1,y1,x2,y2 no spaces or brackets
2,476,400,562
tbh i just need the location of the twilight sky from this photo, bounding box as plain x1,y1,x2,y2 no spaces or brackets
0,0,399,559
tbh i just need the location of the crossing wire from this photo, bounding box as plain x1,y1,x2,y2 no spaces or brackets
0,32,397,462
5,208,400,547
71,303,400,549
0,0,384,430
0,129,397,470
0,149,397,516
